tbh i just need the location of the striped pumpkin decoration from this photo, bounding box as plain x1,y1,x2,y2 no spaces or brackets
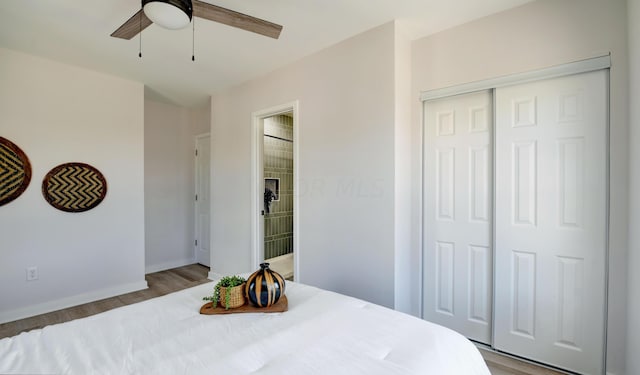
245,263,286,307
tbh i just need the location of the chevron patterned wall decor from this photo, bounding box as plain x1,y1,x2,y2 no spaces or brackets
42,162,107,212
0,137,32,207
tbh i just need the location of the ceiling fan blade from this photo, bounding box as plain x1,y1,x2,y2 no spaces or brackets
111,9,153,39
193,0,282,39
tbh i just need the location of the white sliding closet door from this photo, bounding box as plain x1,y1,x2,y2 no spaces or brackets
423,90,493,344
493,70,607,375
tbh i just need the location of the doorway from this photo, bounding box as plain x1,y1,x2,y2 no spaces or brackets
194,133,211,266
251,101,299,281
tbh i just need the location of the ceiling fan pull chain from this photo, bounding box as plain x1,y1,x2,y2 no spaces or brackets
138,6,143,58
191,16,195,62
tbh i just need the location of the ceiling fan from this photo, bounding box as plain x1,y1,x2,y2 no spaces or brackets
111,0,283,40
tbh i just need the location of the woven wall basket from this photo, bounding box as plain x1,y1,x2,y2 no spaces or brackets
0,137,32,206
42,162,107,212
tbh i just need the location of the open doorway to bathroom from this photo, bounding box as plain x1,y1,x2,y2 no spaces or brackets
252,101,299,281
262,113,294,280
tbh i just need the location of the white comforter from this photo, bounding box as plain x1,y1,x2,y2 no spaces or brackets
0,282,490,375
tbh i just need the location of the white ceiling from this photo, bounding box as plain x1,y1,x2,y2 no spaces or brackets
0,0,532,108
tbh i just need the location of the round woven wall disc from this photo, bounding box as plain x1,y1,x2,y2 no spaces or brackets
42,162,107,212
0,137,32,206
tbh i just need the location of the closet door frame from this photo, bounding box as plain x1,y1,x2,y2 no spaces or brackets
420,55,611,366
420,56,610,102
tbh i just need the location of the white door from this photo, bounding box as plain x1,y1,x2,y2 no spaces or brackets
494,70,607,374
195,134,211,266
423,90,493,344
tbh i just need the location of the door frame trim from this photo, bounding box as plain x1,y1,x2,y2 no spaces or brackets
251,101,300,280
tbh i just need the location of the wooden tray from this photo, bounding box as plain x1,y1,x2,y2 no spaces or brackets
200,295,288,315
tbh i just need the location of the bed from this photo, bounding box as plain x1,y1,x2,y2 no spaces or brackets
0,281,490,374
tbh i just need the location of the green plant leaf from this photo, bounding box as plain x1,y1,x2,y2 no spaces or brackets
202,275,246,309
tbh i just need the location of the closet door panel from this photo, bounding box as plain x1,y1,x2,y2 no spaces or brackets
423,90,493,344
494,71,607,375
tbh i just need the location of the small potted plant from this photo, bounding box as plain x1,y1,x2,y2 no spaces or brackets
203,275,247,310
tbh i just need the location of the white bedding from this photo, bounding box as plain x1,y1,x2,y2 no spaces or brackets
0,281,490,375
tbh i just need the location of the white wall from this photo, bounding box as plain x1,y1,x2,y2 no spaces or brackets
393,23,413,314
192,102,211,136
210,22,399,308
627,0,640,374
410,1,629,373
0,48,146,323
144,99,210,273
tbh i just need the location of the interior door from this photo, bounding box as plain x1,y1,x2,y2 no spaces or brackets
423,90,493,345
493,70,607,374
195,134,211,266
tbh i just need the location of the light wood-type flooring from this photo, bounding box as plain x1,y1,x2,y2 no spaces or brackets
481,348,568,375
0,264,566,375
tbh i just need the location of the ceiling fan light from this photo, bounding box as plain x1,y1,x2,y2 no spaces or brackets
142,0,192,30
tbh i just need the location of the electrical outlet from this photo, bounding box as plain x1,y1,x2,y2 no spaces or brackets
26,266,38,281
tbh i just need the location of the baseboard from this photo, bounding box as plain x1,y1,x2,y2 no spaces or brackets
0,280,149,325
145,257,196,274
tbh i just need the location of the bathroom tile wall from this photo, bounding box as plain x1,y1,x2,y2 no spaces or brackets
264,114,293,259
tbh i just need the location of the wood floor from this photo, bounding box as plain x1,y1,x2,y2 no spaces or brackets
482,349,568,375
1,264,566,375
